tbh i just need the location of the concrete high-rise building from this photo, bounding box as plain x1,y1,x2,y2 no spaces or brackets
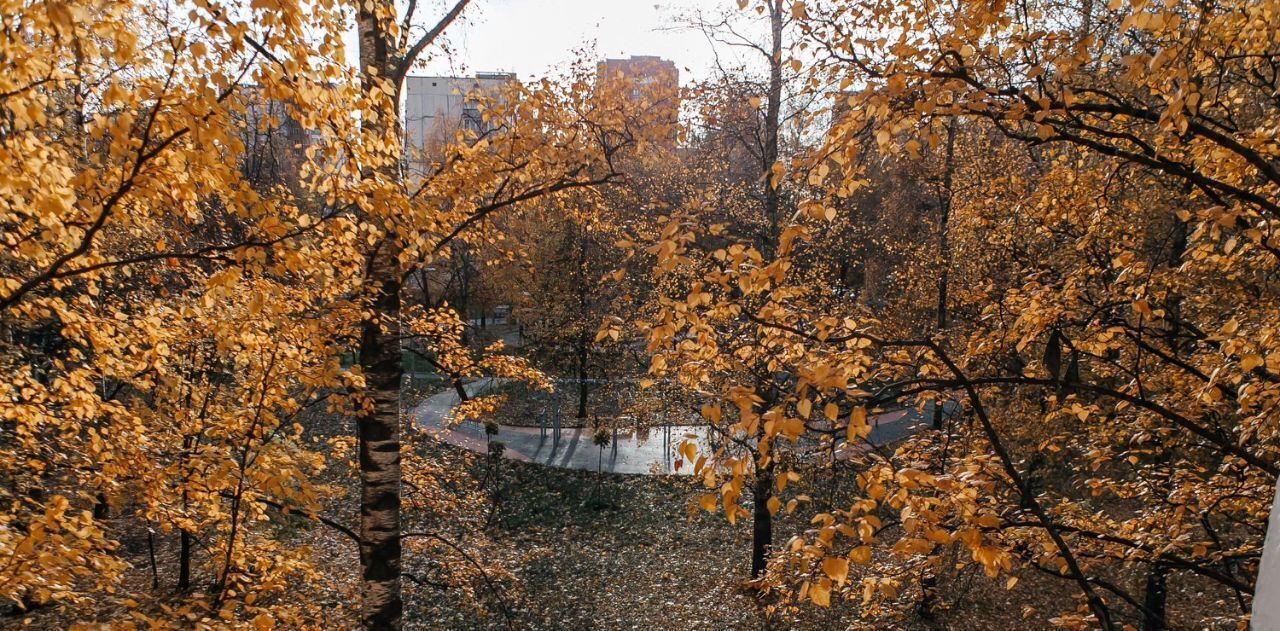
597,55,679,102
403,72,518,170
597,55,679,143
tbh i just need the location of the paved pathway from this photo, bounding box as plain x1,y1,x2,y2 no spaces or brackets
412,378,940,475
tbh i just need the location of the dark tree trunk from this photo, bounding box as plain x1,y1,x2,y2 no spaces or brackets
146,525,160,590
1141,564,1168,630
917,573,939,619
577,337,589,419
932,120,956,430
356,242,405,630
357,2,404,626
1137,202,1184,631
178,433,194,590
455,249,471,342
93,493,109,519
748,0,784,583
352,2,475,627
760,0,783,258
751,458,775,579
178,529,192,590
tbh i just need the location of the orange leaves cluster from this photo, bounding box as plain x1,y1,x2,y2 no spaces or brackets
605,0,1280,625
1,0,364,621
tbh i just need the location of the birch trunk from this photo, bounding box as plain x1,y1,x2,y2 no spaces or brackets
357,1,404,626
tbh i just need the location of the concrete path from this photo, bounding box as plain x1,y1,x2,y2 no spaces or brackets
412,378,940,475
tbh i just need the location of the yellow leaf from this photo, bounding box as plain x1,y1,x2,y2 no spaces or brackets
1241,354,1264,371
847,407,869,441
724,495,738,525
822,556,849,584
810,578,831,606
780,418,805,437
767,496,781,516
678,441,697,464
699,493,718,513
849,546,872,564
769,161,785,188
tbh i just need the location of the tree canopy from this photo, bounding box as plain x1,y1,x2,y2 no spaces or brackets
3,0,1278,628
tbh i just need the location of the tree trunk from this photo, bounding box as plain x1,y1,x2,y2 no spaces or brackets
456,249,471,342
576,337,589,419
178,433,194,590
749,0,784,583
760,0,783,258
917,573,939,619
146,525,159,590
575,222,591,421
931,121,956,430
357,1,404,626
356,243,405,630
351,2,472,628
93,493,109,519
1138,199,1184,631
1141,563,1167,630
751,458,775,579
178,529,192,589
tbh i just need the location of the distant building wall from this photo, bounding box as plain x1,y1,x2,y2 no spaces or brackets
598,55,679,101
597,55,680,142
403,72,518,172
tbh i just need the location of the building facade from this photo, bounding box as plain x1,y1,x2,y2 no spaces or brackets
597,55,679,143
597,55,679,102
403,72,518,172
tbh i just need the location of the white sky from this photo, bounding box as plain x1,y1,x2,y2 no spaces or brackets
409,0,745,85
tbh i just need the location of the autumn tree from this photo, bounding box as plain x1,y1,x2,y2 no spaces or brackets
480,190,638,424
349,5,674,625
642,0,1280,627
615,0,1280,627
1,0,662,628
0,0,367,624
626,0,825,582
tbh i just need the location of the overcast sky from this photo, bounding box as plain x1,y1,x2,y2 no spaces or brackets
409,0,748,85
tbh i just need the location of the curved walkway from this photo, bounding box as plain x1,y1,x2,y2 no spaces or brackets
412,377,937,475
